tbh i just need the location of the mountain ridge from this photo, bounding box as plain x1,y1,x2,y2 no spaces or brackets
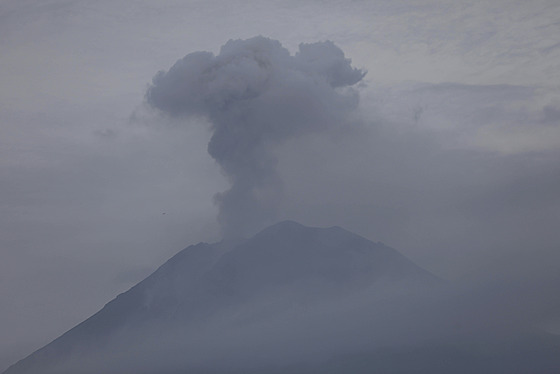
8,221,558,374
5,221,438,374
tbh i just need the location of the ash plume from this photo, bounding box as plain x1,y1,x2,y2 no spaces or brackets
146,36,365,236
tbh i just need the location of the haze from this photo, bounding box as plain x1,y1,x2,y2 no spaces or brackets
1,0,559,371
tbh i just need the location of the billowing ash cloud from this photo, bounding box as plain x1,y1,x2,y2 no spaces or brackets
146,36,365,236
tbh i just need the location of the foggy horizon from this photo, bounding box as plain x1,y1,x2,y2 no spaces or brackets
1,1,560,372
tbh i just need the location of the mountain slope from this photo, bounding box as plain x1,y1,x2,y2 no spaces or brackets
5,221,439,374
5,221,559,374
3,240,229,374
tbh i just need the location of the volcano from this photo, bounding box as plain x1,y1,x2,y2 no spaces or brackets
5,221,559,374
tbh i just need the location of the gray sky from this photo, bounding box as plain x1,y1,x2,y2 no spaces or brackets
1,0,559,370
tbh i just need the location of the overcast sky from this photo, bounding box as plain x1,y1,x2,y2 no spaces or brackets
1,0,560,370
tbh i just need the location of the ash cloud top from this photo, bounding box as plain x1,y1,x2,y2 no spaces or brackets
146,36,365,237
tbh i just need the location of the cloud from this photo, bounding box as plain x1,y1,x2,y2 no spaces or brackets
364,82,560,154
146,36,365,237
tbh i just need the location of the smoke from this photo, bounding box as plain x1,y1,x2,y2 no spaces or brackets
146,36,365,237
